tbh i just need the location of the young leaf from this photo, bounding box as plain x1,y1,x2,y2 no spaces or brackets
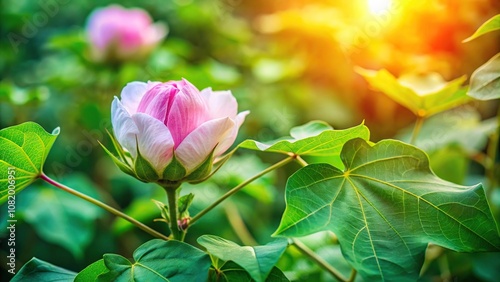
239,121,369,157
98,239,211,281
468,52,500,100
0,122,59,204
198,235,288,282
356,68,468,117
209,261,289,282
11,257,76,282
463,14,500,42
274,138,500,281
75,259,107,282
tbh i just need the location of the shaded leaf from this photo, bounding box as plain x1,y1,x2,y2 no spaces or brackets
209,261,289,282
239,121,369,156
98,239,211,281
275,138,500,281
11,257,76,282
198,235,288,282
468,52,500,101
463,14,500,42
0,122,59,203
75,259,107,282
356,68,468,117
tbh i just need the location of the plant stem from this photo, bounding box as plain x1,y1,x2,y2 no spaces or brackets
295,155,309,167
40,172,170,241
224,201,258,246
348,269,357,282
189,156,295,226
165,186,183,240
410,114,425,145
291,238,347,282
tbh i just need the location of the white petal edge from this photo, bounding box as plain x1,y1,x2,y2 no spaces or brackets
131,113,175,174
111,97,139,157
201,88,238,119
120,81,148,114
175,117,235,172
215,110,250,156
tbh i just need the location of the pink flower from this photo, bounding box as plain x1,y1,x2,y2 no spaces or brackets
86,5,167,62
111,79,249,183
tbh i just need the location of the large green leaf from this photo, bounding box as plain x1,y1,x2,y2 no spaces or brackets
468,52,500,101
198,235,288,282
274,138,500,281
75,259,107,282
209,261,289,282
98,239,211,281
239,121,369,156
21,174,103,259
356,68,468,117
11,257,76,282
463,14,500,42
0,122,59,203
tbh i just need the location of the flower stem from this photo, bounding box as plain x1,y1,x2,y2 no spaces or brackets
40,172,170,241
165,186,183,241
348,269,357,282
291,238,347,282
189,156,295,226
410,114,425,145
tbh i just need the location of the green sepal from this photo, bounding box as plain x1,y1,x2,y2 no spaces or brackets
178,193,194,218
152,199,169,223
134,144,160,182
98,141,136,178
162,154,187,181
187,150,215,183
105,129,131,166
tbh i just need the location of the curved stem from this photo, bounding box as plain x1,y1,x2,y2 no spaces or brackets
295,155,309,167
224,201,258,246
189,156,295,226
348,269,357,282
410,114,425,145
291,238,347,282
40,172,170,241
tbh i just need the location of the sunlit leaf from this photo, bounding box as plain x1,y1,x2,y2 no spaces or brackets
239,121,369,156
468,52,500,101
0,122,59,204
274,138,500,281
98,239,211,281
463,14,500,42
21,174,103,259
356,68,468,117
209,261,289,282
198,235,289,282
75,259,107,282
11,258,76,282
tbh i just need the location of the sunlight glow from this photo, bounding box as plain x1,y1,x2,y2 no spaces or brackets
367,0,392,15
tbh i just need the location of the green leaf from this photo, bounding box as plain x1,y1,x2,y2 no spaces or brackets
239,121,370,157
98,239,211,281
468,52,500,101
0,122,59,203
356,68,468,117
198,235,289,282
21,174,103,259
75,259,107,282
274,138,500,281
178,193,194,217
209,261,289,282
11,257,76,282
463,14,500,42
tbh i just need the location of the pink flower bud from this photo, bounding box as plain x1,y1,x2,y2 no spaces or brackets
86,5,167,62
111,79,249,183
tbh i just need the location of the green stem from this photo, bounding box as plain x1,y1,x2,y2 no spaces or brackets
164,185,183,241
291,238,347,282
189,156,295,226
348,269,357,282
410,114,425,145
224,201,258,246
40,172,170,241
295,155,309,167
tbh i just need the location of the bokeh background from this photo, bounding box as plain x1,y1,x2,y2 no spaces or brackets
1,0,499,281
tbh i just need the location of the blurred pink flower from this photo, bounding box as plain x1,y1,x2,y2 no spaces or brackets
111,79,249,182
86,5,167,62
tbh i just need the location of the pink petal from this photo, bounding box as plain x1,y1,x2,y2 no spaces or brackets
201,89,238,119
214,110,250,156
131,113,175,173
136,83,177,122
111,97,139,157
120,82,148,114
167,80,209,146
175,117,235,172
